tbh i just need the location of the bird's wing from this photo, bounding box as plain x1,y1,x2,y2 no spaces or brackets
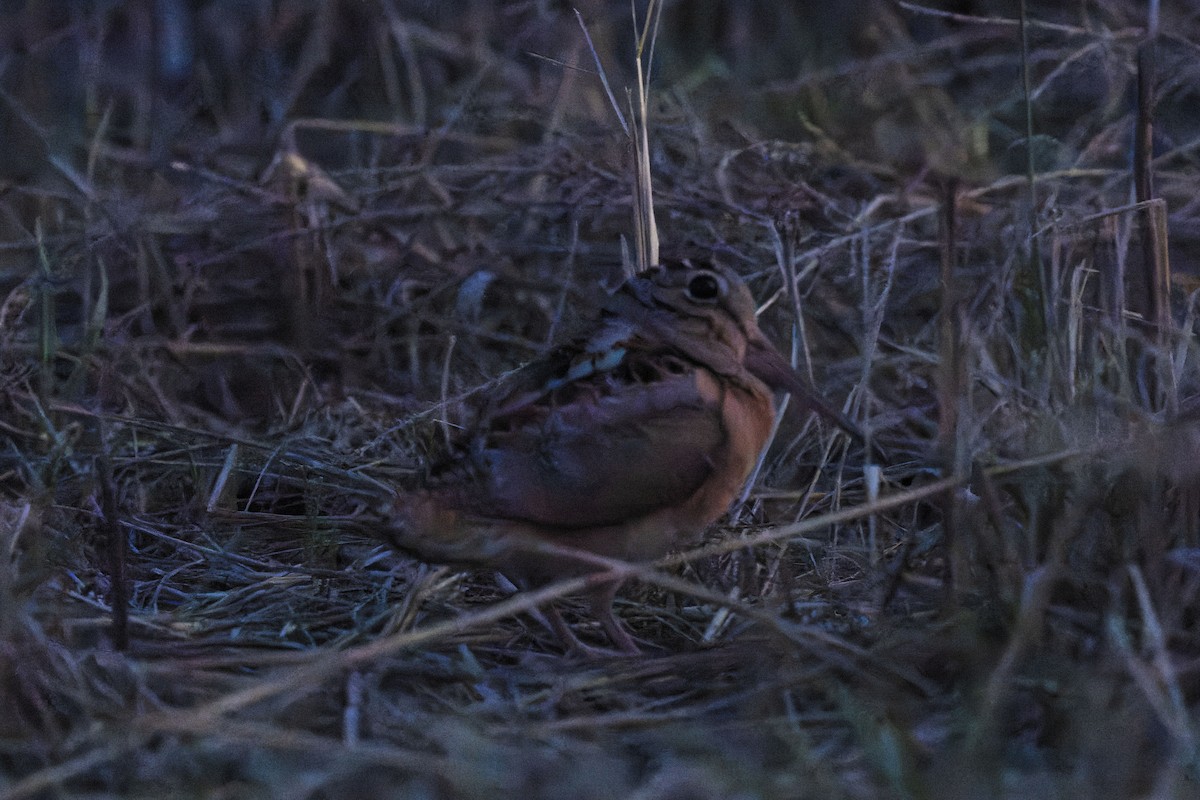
471,371,726,529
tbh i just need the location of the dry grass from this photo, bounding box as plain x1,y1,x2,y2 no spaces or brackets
4,1,1200,798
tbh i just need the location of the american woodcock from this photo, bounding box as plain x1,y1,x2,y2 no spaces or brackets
386,258,856,654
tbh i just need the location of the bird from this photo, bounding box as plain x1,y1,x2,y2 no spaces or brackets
384,257,856,654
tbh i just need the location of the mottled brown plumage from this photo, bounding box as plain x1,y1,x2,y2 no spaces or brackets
386,258,852,653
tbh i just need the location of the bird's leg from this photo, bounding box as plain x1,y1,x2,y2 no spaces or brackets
532,582,649,657
588,579,643,656
539,602,626,658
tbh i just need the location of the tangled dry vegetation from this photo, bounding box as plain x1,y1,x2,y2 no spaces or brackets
4,1,1200,798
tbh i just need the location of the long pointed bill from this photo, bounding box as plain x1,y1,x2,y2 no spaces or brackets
744,337,863,440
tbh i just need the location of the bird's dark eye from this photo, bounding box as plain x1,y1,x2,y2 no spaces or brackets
686,272,723,302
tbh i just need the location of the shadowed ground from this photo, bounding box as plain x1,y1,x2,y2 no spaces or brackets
3,2,1200,798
